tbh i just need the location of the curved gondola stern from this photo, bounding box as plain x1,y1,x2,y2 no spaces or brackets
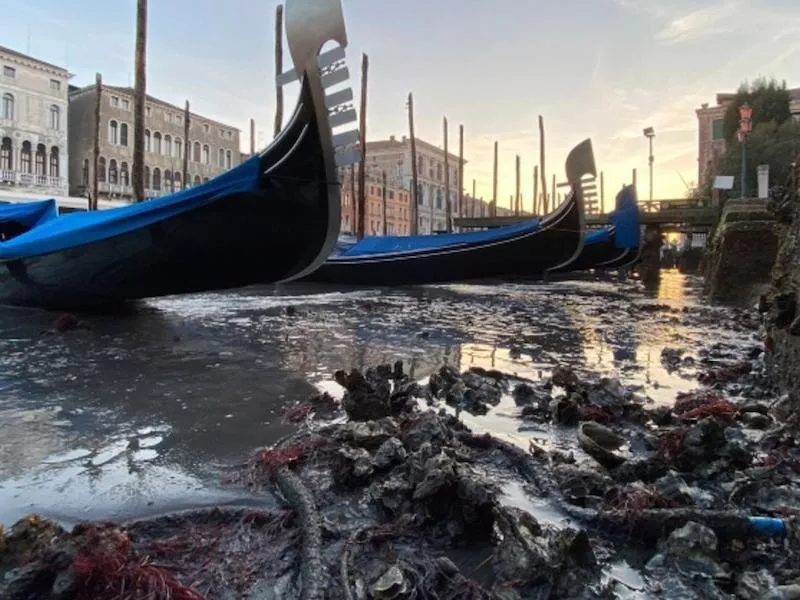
278,0,362,281
544,138,596,275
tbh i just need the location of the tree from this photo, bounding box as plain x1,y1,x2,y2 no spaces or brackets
723,78,791,143
720,119,800,197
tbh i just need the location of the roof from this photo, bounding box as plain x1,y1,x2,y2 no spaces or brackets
0,45,70,76
69,84,240,133
366,137,466,165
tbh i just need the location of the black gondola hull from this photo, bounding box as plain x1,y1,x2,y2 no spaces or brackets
0,81,340,310
304,193,583,287
551,228,639,274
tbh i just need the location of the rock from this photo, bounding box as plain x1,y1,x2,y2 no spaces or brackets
646,521,725,578
648,405,673,426
736,569,779,600
336,368,394,421
551,365,579,391
375,475,413,516
412,453,457,500
403,411,450,452
333,446,374,485
554,464,614,506
373,437,407,470
612,457,669,484
341,419,399,450
371,565,408,600
550,393,581,426
661,347,685,372
578,421,626,469
740,412,772,430
776,584,800,599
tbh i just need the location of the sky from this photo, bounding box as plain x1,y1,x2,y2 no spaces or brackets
4,0,799,212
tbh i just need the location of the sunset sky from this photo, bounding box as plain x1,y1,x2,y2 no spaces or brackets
4,0,799,212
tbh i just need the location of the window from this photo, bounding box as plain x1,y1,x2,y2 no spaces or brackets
122,99,130,111
82,159,89,186
164,134,172,156
120,122,129,146
50,79,61,91
174,171,182,190
176,115,182,125
227,131,232,140
225,150,231,169
144,166,150,189
3,66,15,78
153,167,161,191
219,128,224,137
20,141,31,173
153,132,162,154
203,177,209,183
108,159,118,184
109,120,118,144
175,138,182,159
110,96,119,107
35,144,46,176
0,137,12,170
120,162,129,186
192,141,201,162
218,148,225,167
711,119,724,141
203,123,209,134
146,106,151,117
50,105,60,130
145,129,151,152
1,93,13,120
98,157,106,182
202,144,209,164
193,175,201,186
164,169,173,192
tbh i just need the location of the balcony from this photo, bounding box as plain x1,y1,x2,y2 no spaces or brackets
96,181,184,199
0,170,65,190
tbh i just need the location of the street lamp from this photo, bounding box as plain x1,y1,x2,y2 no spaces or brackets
643,127,655,202
738,102,753,198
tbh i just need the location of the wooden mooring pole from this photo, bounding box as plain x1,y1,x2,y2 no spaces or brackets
539,115,547,213
515,154,521,215
443,116,450,232
356,53,368,239
533,165,539,215
407,93,419,235
382,170,387,235
132,0,147,202
273,4,284,138
492,141,498,217
458,124,464,226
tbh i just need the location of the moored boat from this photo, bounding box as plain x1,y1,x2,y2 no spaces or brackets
0,0,359,310
303,138,596,286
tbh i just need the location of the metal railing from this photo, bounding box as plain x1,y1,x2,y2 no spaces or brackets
0,169,65,189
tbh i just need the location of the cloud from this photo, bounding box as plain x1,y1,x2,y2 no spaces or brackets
655,3,743,44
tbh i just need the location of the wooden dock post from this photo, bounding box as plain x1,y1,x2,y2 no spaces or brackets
515,154,521,215
492,141,498,217
533,165,539,215
632,168,637,188
349,164,356,233
407,93,419,235
538,115,547,213
552,173,556,208
250,118,255,155
182,100,189,188
458,124,464,226
443,116,450,232
273,4,284,138
356,53,368,240
132,0,147,203
600,171,605,212
472,179,476,217
382,170,388,235
92,72,101,210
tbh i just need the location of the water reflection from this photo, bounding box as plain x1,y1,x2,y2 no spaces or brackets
0,271,748,527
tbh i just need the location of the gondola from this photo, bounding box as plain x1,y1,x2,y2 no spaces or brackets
303,138,596,286
550,183,641,274
0,0,359,310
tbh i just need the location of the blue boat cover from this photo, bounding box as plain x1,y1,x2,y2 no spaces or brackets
0,155,262,261
584,228,611,246
609,185,640,249
334,218,541,258
0,199,58,228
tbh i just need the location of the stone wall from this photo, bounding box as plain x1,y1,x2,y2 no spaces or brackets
702,199,779,304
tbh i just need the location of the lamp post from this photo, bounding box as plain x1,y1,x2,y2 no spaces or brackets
643,126,655,202
738,102,752,198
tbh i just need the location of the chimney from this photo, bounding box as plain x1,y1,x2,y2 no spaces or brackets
701,103,708,109
389,135,396,142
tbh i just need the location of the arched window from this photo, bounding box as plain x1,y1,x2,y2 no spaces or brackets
49,147,59,177
144,166,150,189
34,144,46,176
202,177,209,183
108,120,118,145
153,167,161,191
218,148,225,167
173,171,182,190
193,174,201,186
225,150,231,169
50,105,60,130
436,163,442,180
202,144,209,164
120,162,129,187
0,137,12,170
192,141,201,163
174,138,182,159
108,159,118,184
153,132,162,154
120,123,129,147
164,169,173,192
82,159,89,186
144,129,151,152
98,157,106,182
164,134,172,156
20,141,32,173
1,93,13,120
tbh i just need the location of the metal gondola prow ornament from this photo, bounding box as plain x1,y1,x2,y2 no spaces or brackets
565,138,597,186
277,0,361,171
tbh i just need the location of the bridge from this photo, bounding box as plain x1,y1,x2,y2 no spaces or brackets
454,198,723,232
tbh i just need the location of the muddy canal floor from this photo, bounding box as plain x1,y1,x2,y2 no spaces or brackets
2,271,799,599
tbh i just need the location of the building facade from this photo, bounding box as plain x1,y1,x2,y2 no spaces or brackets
0,46,72,197
339,169,412,236
68,84,240,199
696,88,800,186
